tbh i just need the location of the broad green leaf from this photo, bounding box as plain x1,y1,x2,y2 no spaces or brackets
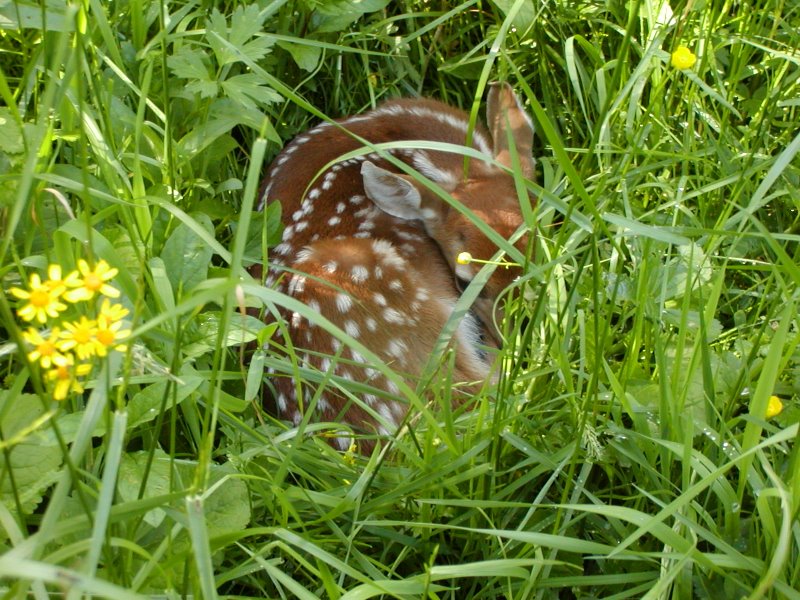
203,473,251,536
278,41,322,72
160,213,215,295
240,206,284,264
117,450,179,528
207,5,274,65
0,0,72,31
310,0,390,32
181,311,267,358
0,108,23,154
167,47,217,98
127,375,204,428
489,0,537,31
0,393,63,515
221,74,282,111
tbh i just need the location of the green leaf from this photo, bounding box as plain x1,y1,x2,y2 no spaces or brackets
127,375,204,428
207,5,274,65
310,0,390,33
245,349,266,402
203,472,251,536
181,311,267,358
240,206,284,264
221,74,282,111
0,108,24,154
167,47,217,98
176,99,277,159
0,0,72,31
277,41,321,72
117,449,178,528
160,213,215,295
489,0,537,31
0,393,63,515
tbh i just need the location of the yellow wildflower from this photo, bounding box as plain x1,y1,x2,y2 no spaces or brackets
21,327,69,369
59,316,99,360
98,298,129,324
9,272,68,323
47,356,92,401
64,259,120,302
94,315,131,357
671,46,697,70
342,440,358,466
765,395,783,419
456,251,473,265
44,264,68,292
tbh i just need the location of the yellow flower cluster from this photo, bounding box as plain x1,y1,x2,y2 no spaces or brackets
9,260,131,401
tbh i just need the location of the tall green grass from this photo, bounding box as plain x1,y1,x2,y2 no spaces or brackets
1,0,798,597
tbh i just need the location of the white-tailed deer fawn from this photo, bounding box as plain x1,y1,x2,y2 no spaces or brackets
256,83,534,449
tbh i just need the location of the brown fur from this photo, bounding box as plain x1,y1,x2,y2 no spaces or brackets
254,83,535,451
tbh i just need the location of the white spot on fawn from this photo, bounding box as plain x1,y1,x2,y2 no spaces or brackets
351,265,369,283
295,248,315,263
378,403,398,427
274,243,292,256
412,150,459,187
324,261,338,273
387,339,408,360
288,275,306,295
384,307,405,324
336,293,353,313
345,320,360,338
328,216,341,226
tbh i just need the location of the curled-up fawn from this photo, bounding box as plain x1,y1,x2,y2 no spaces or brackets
256,83,534,450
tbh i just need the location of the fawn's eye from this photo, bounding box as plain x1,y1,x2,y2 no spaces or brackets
455,275,471,293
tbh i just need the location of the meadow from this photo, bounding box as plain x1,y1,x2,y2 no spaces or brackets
0,0,798,598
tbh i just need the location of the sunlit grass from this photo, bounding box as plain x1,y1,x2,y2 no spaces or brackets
0,1,798,598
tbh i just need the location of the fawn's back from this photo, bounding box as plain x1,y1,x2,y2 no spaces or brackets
258,83,534,449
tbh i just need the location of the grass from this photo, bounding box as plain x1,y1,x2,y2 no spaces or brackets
0,0,798,598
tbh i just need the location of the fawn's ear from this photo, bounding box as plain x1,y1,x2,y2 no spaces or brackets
361,161,423,221
486,82,535,178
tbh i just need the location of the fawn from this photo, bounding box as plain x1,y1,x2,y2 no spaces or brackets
256,82,534,450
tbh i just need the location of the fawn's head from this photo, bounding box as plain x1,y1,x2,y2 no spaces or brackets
359,83,535,343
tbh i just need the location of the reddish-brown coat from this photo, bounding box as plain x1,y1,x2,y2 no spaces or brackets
255,84,535,450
